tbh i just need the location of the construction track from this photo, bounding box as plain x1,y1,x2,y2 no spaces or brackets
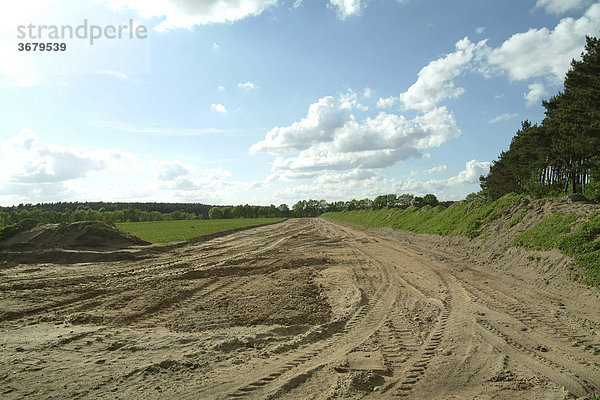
1,218,599,399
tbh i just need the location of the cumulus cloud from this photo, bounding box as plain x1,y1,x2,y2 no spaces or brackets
535,0,595,14
250,95,352,154
376,96,398,108
400,37,488,111
448,159,490,185
252,93,461,175
0,130,260,205
315,169,376,184
423,165,447,175
402,159,490,193
0,129,144,203
238,81,259,90
489,113,519,124
155,163,237,193
476,26,485,34
485,4,600,83
97,0,279,30
157,161,190,181
272,159,490,203
0,129,106,184
396,5,599,109
362,88,374,98
524,82,549,106
211,103,228,114
328,0,364,19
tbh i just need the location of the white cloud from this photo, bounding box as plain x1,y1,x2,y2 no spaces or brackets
489,113,519,123
250,95,351,154
238,81,259,91
212,42,220,50
524,82,549,106
0,130,259,205
424,165,447,175
0,129,107,184
339,89,369,111
395,4,600,109
315,169,376,184
410,164,447,176
252,93,461,175
96,0,280,30
211,103,228,114
328,0,364,19
535,0,594,14
217,85,225,92
157,161,190,181
293,0,303,8
272,159,490,203
362,87,374,98
377,96,397,108
447,159,490,185
402,159,490,194
0,129,143,203
476,26,485,34
400,37,488,111
485,4,600,83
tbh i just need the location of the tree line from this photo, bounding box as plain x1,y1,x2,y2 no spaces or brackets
0,201,214,216
480,35,600,202
281,193,449,218
0,203,291,227
0,193,448,227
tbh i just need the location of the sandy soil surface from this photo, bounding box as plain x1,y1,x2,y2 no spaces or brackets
1,218,599,399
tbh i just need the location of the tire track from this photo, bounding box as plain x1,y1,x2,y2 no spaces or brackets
460,279,600,358
475,317,596,396
224,234,399,398
319,220,456,398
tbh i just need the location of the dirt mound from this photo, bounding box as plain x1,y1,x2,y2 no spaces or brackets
0,220,150,251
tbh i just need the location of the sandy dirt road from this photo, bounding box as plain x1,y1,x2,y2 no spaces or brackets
1,218,599,399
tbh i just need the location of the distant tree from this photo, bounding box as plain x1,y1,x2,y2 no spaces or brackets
278,204,290,217
345,200,358,211
208,207,223,219
221,207,233,219
412,196,425,208
373,195,387,210
396,194,414,209
465,192,485,202
422,194,439,207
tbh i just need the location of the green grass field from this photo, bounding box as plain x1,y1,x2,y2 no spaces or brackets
116,218,286,243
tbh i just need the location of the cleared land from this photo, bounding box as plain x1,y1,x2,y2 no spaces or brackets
1,217,599,399
116,218,286,243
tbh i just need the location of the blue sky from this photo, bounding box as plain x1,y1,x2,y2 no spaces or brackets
1,0,599,206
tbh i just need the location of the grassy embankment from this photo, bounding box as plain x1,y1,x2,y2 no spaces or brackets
322,195,600,286
117,218,286,243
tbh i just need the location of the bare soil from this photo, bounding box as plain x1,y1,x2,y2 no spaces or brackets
1,218,599,399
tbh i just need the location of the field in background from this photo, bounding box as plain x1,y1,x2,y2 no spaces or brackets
116,218,286,243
